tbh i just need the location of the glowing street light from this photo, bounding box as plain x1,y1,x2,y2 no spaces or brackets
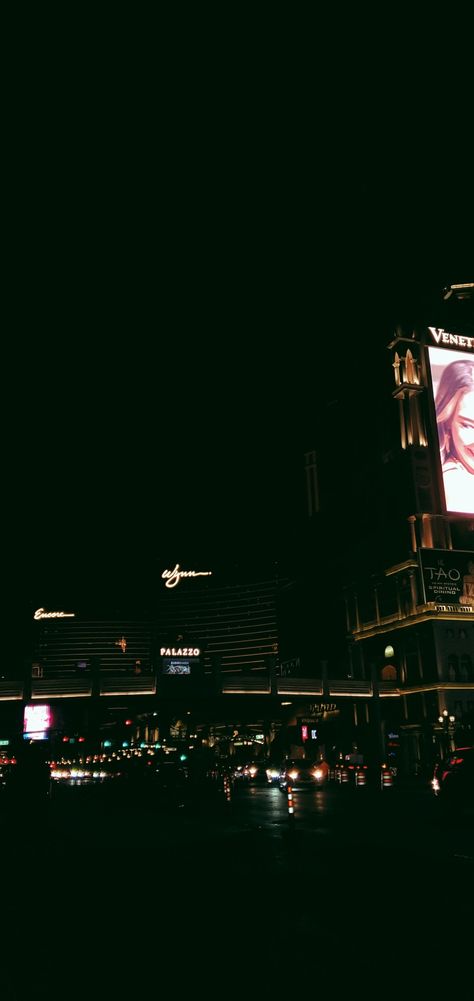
437,708,456,754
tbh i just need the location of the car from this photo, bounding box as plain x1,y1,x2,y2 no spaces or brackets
242,762,264,784
232,763,251,783
232,762,271,785
264,764,281,786
431,746,474,815
278,759,328,791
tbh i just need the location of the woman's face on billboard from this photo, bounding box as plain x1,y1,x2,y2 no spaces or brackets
452,388,474,474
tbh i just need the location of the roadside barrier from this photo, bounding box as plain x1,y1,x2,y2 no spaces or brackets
380,764,394,789
354,766,367,787
287,784,294,817
223,773,232,802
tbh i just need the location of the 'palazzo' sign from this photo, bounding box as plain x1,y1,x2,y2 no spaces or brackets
160,647,200,657
34,608,75,620
162,564,212,589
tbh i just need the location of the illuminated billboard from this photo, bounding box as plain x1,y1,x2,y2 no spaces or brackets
160,645,200,675
419,548,474,610
162,659,192,675
427,341,474,515
23,703,52,740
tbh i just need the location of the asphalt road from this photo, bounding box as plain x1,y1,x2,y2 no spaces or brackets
2,780,472,998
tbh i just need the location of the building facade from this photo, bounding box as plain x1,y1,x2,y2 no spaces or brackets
342,310,474,775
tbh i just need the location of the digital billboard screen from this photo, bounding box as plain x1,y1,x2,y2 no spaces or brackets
427,345,474,514
23,703,52,740
162,659,192,676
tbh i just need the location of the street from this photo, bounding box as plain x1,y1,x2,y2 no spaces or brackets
2,779,473,998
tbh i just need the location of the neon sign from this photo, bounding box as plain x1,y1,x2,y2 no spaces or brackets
428,327,474,351
23,703,52,739
162,564,212,589
160,647,200,657
34,608,75,620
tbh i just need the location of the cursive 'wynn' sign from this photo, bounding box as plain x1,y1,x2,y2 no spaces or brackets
161,564,213,589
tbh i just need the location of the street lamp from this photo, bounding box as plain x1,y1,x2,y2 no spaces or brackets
437,709,456,755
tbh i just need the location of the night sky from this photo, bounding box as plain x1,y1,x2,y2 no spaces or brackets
5,143,473,670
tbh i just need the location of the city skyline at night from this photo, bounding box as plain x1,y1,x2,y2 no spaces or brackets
7,276,473,676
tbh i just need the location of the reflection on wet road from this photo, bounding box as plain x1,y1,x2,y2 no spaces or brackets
2,779,472,999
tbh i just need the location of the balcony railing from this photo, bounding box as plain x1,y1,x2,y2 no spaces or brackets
222,677,271,694
31,679,92,699
277,679,323,695
328,680,372,696
352,602,474,639
100,677,157,696
0,680,23,700
2,673,469,703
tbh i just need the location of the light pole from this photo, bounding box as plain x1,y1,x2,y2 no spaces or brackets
438,709,456,756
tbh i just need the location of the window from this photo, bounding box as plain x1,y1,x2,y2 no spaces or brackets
459,655,472,682
447,655,458,681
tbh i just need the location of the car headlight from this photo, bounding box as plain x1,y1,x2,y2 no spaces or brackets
266,769,279,780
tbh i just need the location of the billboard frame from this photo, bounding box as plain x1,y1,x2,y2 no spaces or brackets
424,327,474,518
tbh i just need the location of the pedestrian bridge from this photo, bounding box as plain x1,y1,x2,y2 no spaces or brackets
0,676,401,701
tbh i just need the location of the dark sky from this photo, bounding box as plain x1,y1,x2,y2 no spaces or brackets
2,30,473,683
5,128,473,639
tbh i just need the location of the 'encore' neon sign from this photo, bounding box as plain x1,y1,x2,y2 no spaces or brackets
162,564,212,589
34,608,75,620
